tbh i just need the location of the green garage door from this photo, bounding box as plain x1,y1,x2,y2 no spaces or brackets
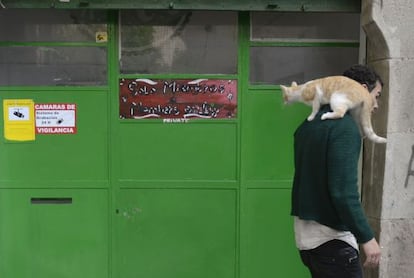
0,7,360,278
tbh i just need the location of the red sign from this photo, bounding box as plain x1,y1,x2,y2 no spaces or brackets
119,79,237,119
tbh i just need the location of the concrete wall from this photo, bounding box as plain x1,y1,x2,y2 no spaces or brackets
361,1,414,277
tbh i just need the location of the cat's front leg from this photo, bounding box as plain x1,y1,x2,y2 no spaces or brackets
307,113,316,121
307,98,320,121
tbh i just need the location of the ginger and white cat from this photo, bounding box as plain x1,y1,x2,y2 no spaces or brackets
280,75,387,144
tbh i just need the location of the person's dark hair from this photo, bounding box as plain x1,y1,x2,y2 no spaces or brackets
343,64,383,92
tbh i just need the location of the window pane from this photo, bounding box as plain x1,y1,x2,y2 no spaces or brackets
0,46,107,86
0,10,107,42
120,10,237,74
251,12,360,41
249,46,359,85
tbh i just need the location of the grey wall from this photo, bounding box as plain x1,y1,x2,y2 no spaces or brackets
362,1,414,277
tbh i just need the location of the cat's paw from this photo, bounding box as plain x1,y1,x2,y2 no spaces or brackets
321,112,335,120
307,115,315,121
376,137,387,144
321,113,329,120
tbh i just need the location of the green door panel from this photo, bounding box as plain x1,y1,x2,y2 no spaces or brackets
0,91,108,187
0,189,109,278
115,188,237,278
241,89,309,186
245,189,308,278
240,88,310,277
118,123,237,182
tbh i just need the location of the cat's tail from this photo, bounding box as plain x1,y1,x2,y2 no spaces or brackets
360,102,387,144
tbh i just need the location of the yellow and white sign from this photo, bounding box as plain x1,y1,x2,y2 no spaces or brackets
95,31,108,43
3,99,35,141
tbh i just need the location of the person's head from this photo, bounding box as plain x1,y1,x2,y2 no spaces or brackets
343,64,383,110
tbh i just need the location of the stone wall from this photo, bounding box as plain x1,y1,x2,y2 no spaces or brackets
361,1,414,277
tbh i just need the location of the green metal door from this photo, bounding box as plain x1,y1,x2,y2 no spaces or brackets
112,10,241,278
0,6,361,278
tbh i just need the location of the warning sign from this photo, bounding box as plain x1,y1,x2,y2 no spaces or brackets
35,103,77,134
3,99,35,141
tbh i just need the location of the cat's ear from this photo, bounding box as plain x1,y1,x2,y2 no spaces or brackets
280,85,289,103
291,81,298,87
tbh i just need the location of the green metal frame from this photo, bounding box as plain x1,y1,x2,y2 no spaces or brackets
1,0,361,12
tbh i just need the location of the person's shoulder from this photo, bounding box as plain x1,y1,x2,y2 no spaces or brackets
329,113,361,142
295,107,357,135
333,112,358,129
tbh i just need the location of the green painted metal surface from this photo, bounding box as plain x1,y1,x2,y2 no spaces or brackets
0,90,109,187
242,90,308,183
240,87,309,278
0,189,109,278
115,189,237,278
117,123,237,181
2,0,361,12
0,7,355,278
245,189,304,277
